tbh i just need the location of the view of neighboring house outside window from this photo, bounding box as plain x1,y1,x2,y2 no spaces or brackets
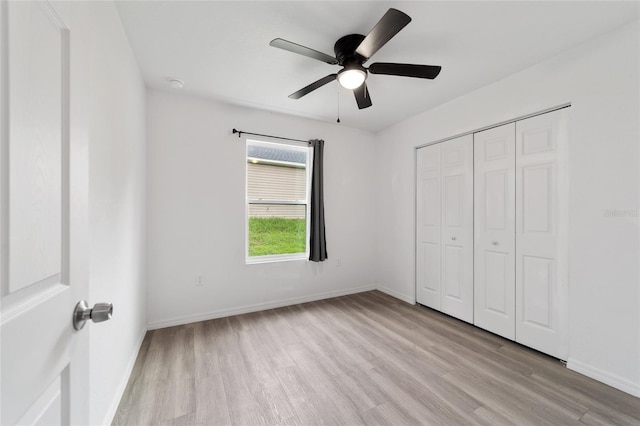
246,139,313,263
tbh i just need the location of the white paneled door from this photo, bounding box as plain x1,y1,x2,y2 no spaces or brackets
474,123,516,340
1,2,90,425
515,109,569,360
439,136,473,322
416,143,442,310
473,109,569,359
417,135,473,323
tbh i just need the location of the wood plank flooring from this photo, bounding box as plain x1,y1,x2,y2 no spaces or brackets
113,291,640,425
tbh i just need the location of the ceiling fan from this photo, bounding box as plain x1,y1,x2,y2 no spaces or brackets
269,8,442,110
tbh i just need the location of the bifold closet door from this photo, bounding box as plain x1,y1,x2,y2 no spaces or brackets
416,143,442,309
515,109,569,360
474,123,516,339
417,135,473,323
440,136,474,322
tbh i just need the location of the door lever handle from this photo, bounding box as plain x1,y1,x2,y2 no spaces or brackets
73,300,113,330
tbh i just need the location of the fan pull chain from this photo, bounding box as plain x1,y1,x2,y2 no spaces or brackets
336,89,341,123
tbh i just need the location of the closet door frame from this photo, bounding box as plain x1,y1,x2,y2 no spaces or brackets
415,103,570,360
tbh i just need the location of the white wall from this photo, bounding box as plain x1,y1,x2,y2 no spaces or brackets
374,21,640,396
85,3,147,424
146,90,377,328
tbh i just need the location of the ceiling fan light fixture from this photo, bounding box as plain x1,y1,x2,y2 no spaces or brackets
272,8,440,110
337,67,366,89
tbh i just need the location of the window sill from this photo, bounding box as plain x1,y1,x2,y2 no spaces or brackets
246,253,308,265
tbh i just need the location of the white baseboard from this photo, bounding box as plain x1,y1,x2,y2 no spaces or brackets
103,327,147,425
377,285,416,305
567,358,640,398
147,285,376,330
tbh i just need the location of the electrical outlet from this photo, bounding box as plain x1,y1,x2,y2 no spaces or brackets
196,275,204,286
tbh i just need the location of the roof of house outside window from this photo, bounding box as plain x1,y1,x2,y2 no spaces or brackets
248,145,306,165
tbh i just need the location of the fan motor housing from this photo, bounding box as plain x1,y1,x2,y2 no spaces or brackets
334,34,366,65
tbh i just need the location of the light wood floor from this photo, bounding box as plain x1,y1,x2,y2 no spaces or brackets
113,291,640,426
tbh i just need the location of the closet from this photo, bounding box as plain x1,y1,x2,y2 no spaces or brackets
416,134,474,323
416,107,569,360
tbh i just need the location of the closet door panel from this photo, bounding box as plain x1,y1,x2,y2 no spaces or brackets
485,250,509,313
474,123,516,339
416,144,441,309
515,109,569,360
440,135,474,323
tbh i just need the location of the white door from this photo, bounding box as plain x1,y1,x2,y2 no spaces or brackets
416,143,441,309
1,2,90,424
515,109,569,360
474,123,516,340
440,135,473,323
416,136,473,322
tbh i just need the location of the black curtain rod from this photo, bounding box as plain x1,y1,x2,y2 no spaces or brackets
232,128,311,145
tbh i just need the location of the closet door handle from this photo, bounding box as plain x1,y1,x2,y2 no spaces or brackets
451,236,456,241
491,241,498,246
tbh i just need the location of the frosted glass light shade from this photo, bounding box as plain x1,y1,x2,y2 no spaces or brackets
337,68,366,89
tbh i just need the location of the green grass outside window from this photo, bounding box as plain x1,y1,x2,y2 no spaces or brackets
248,217,306,256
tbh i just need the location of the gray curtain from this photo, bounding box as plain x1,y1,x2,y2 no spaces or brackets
309,139,327,261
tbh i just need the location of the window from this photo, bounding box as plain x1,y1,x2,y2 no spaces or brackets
246,139,313,263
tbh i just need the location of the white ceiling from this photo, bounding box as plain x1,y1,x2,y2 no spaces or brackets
115,1,639,132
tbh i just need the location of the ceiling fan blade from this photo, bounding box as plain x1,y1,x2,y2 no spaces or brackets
369,63,442,79
355,8,411,61
270,38,338,65
353,83,372,109
288,74,337,99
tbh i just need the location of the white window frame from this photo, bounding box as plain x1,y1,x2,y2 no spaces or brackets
245,139,313,264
